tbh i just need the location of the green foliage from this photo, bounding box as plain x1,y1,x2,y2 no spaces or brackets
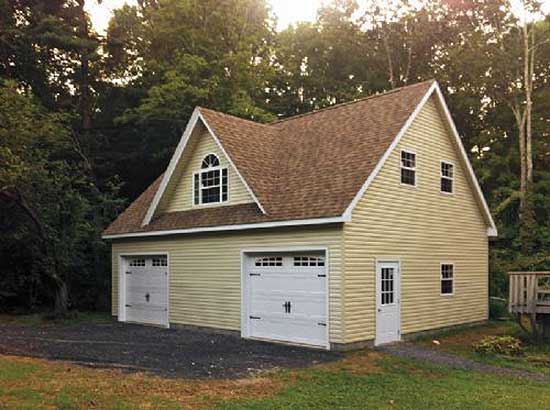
489,297,509,320
1,0,550,313
473,336,524,356
0,81,123,312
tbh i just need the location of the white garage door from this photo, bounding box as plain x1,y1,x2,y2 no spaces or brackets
244,252,328,348
122,255,168,326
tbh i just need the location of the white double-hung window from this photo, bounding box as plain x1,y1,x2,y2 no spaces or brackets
440,161,454,193
400,150,416,186
193,154,228,205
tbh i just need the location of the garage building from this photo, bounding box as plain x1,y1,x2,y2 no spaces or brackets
103,80,496,349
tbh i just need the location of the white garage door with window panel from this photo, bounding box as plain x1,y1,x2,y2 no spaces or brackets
242,250,328,349
119,254,169,327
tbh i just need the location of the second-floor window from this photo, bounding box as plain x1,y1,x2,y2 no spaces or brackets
440,161,454,193
400,150,416,186
193,154,228,205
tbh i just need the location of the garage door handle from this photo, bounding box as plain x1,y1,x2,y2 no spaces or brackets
283,301,291,313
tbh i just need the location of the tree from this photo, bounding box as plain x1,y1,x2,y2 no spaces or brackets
0,81,122,315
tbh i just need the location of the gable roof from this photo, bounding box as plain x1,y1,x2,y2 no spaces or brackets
103,80,497,239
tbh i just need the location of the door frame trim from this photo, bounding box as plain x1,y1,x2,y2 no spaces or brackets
118,251,170,328
375,257,401,346
240,246,330,349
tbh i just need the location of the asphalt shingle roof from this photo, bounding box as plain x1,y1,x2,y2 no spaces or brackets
104,80,435,236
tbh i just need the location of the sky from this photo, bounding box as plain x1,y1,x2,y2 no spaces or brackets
86,0,550,35
86,0,321,34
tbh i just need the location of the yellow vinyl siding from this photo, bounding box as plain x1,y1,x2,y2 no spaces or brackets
111,225,345,343
343,96,489,343
158,123,254,213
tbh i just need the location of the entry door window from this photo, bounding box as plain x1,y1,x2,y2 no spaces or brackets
380,267,395,305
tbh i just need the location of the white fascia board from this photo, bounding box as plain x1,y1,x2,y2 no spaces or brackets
432,84,498,237
102,215,346,240
198,111,266,215
341,81,497,237
342,81,437,220
141,107,267,227
141,108,201,226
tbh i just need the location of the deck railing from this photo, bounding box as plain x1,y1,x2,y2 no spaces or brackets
509,272,550,315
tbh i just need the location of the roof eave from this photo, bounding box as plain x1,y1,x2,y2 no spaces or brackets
102,214,348,240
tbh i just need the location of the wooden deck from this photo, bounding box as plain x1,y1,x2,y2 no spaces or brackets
509,272,550,315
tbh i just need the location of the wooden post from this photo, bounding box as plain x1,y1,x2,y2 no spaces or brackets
542,315,550,341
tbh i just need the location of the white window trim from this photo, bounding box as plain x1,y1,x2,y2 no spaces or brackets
440,160,455,195
192,154,229,206
440,262,455,296
400,149,417,188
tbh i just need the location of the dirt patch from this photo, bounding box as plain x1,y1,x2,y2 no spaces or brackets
427,323,512,348
320,350,383,375
0,354,290,409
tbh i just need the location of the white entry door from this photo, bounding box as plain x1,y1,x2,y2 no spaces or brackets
244,253,328,348
122,255,169,326
375,261,401,345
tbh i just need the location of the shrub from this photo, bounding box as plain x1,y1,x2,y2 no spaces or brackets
489,297,509,320
473,336,524,356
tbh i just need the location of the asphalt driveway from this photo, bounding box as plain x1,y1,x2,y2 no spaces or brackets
0,320,341,378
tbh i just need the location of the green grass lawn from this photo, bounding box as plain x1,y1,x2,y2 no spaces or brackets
416,321,550,376
1,345,549,410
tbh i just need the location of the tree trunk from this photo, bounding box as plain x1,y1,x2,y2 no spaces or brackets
77,0,92,133
382,24,395,89
515,110,527,210
524,21,534,184
0,188,69,316
54,276,69,318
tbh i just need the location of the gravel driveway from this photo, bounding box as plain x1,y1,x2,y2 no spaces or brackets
0,321,341,379
381,343,550,382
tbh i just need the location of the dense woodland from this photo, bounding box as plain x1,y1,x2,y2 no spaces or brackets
1,0,549,315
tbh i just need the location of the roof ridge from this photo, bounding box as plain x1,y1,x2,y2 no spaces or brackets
198,106,275,129
270,79,436,125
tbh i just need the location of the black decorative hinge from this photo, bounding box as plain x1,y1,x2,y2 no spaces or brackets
317,322,327,327
249,316,261,320
125,304,132,308
125,271,132,275
250,273,261,276
317,274,326,277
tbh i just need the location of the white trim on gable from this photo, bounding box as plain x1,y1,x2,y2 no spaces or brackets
432,84,497,237
141,108,266,227
342,81,497,237
198,111,266,215
342,82,436,220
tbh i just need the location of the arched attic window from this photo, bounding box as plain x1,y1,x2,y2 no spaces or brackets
201,153,220,169
193,153,228,205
